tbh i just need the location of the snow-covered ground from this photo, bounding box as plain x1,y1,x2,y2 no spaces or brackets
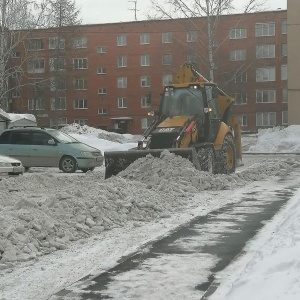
1,124,300,300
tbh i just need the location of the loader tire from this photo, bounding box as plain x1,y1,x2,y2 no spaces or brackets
218,134,236,174
197,148,215,173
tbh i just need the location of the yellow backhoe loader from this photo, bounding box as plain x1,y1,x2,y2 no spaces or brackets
104,62,242,179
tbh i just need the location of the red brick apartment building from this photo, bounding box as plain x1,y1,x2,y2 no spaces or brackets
7,10,287,134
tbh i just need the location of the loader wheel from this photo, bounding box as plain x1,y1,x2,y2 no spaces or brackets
197,148,215,173
218,134,236,174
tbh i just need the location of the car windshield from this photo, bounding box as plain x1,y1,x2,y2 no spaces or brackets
49,130,79,143
161,86,204,117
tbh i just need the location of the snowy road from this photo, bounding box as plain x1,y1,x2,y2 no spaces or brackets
49,163,300,299
0,154,300,300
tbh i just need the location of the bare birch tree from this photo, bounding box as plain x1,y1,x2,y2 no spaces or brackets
0,0,52,110
149,0,266,82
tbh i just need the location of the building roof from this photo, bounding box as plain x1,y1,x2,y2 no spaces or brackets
8,113,36,123
0,108,11,121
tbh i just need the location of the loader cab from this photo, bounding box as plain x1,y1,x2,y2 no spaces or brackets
160,84,221,143
161,85,204,118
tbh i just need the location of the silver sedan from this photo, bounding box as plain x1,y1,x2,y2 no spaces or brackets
0,154,24,178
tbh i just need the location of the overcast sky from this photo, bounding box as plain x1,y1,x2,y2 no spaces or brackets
75,0,287,24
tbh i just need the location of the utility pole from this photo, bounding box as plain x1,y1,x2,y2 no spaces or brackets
128,0,138,21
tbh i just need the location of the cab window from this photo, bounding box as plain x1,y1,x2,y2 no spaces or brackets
206,86,219,119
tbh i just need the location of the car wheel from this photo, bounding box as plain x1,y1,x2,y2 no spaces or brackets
81,167,95,173
59,156,77,173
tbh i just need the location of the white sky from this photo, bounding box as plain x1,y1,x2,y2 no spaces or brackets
75,0,287,24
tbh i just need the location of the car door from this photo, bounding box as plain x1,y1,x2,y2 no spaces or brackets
8,131,31,166
30,131,59,167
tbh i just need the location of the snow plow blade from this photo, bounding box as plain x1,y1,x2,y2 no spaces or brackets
104,148,199,179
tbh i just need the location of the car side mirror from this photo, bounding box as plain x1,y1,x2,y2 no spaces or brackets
48,139,56,145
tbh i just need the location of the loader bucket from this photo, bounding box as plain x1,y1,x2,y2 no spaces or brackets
104,148,199,179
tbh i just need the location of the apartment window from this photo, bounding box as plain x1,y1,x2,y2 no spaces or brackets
117,77,127,88
256,90,276,103
187,31,197,42
256,112,276,126
28,98,45,110
49,57,65,71
282,88,288,103
28,38,44,50
230,49,246,61
234,71,247,83
49,37,65,49
282,20,287,34
50,97,66,110
238,115,247,126
74,79,87,90
234,93,247,104
73,58,88,69
162,54,172,65
50,117,67,128
50,78,66,91
74,99,88,109
141,76,151,87
11,52,21,58
256,67,275,82
96,46,107,54
140,33,150,45
98,108,107,115
141,97,151,108
117,34,127,46
187,53,197,63
162,32,172,43
73,37,87,49
97,67,107,74
255,22,275,37
27,58,45,73
74,119,88,126
118,97,127,108
98,87,107,94
141,54,150,66
256,44,275,59
281,65,288,80
229,28,247,39
282,111,288,125
29,78,45,93
141,117,152,129
11,67,22,78
117,56,127,67
11,89,20,98
163,74,172,85
281,43,287,57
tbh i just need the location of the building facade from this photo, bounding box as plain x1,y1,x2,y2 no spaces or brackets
7,10,287,134
287,0,300,125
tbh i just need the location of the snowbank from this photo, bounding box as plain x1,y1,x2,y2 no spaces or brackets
0,151,298,269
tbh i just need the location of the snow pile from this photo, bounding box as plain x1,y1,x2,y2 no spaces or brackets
61,123,140,144
247,125,300,153
1,152,299,270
